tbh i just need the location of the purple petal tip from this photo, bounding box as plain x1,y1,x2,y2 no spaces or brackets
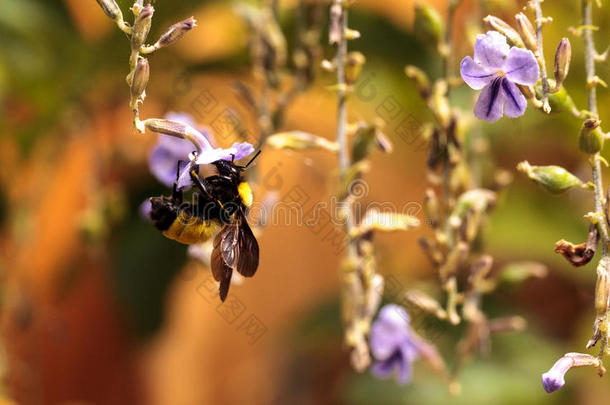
541,373,564,394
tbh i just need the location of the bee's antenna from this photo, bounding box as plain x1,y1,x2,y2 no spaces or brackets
242,150,262,170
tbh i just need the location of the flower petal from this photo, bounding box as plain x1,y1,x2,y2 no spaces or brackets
370,359,396,380
541,357,571,393
176,161,195,191
194,142,255,165
228,142,256,161
542,372,564,394
157,133,198,159
149,144,191,187
139,199,153,221
370,305,411,360
395,354,414,385
474,31,510,69
371,351,413,385
460,56,496,90
504,47,540,85
501,79,527,118
474,77,505,122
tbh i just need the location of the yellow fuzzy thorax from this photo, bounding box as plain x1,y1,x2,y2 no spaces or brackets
238,182,253,207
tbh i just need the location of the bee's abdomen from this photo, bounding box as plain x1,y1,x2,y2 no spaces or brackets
162,210,220,245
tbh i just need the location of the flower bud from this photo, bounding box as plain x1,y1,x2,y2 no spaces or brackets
132,5,154,51
431,80,450,127
517,161,583,194
328,3,343,45
364,274,384,321
375,131,393,154
404,290,446,318
439,242,468,281
500,261,548,285
414,4,445,49
489,316,527,334
554,38,571,87
154,17,197,50
266,131,338,152
405,65,431,99
344,52,366,85
515,13,538,53
424,188,439,227
483,15,525,48
130,58,150,102
516,83,536,100
344,29,361,40
96,0,123,21
542,353,601,393
320,60,336,72
578,118,604,154
594,257,610,318
468,255,493,290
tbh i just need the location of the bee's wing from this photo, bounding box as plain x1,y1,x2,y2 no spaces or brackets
235,212,259,278
210,213,259,301
211,226,234,302
218,267,232,302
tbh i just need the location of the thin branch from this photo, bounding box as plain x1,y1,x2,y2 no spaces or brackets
533,0,551,113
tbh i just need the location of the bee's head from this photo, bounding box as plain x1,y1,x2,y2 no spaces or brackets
212,150,261,181
213,159,241,181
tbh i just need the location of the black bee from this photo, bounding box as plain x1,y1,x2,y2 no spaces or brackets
149,151,261,301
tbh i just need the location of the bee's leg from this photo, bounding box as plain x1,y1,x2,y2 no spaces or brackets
172,160,184,203
189,169,215,201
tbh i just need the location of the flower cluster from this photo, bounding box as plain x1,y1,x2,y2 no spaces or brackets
460,1,610,395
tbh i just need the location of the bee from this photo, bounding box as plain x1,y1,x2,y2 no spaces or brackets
149,151,261,301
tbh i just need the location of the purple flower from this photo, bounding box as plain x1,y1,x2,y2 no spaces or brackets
148,112,254,191
541,353,600,394
460,31,539,122
369,304,419,384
